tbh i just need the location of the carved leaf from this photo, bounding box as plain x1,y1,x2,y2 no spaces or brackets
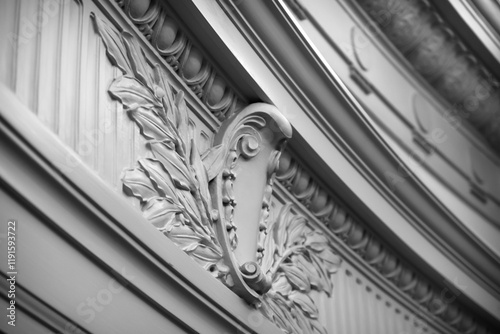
139,157,207,236
165,223,222,271
174,91,190,153
292,255,331,294
130,108,175,142
92,14,131,75
262,295,293,332
109,76,162,113
311,319,329,334
189,130,213,220
272,274,293,296
176,189,203,228
122,168,158,203
292,308,315,334
151,64,175,109
149,141,194,192
122,32,153,88
289,291,318,319
109,76,175,143
275,213,289,257
142,197,184,231
285,215,308,249
165,223,202,247
314,247,342,275
201,144,225,181
281,263,311,293
304,232,328,252
138,158,178,202
188,244,223,265
261,226,276,274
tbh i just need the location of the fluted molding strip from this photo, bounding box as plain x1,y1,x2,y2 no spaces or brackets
115,0,243,121
276,149,492,334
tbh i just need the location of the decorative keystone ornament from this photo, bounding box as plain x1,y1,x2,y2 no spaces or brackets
210,103,292,302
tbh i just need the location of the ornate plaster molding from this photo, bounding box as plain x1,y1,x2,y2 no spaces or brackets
91,7,493,333
354,0,500,153
92,13,289,300
92,14,343,333
276,149,492,334
113,0,244,121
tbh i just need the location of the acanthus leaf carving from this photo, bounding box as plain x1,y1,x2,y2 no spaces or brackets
93,14,341,333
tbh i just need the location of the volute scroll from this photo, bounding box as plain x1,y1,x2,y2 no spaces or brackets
209,103,292,303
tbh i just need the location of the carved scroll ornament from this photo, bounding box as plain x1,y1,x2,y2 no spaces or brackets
92,14,341,333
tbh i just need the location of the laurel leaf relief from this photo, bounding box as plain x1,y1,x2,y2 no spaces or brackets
93,14,228,280
259,204,342,334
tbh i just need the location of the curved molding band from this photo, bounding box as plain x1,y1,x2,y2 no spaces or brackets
276,149,491,334
354,0,500,152
226,0,500,330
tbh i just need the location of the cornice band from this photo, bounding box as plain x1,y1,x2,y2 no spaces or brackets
354,0,500,153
